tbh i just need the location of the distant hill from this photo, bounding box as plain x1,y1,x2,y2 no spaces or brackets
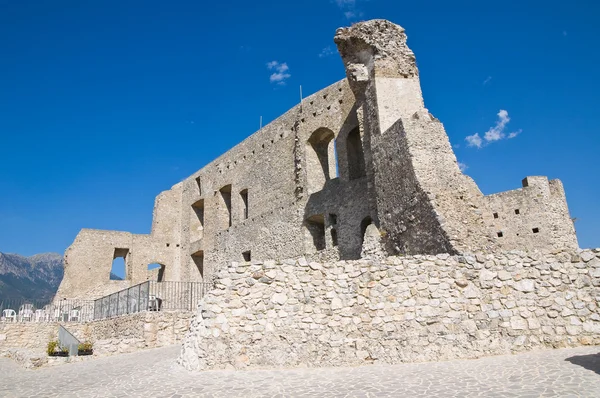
110,272,123,281
0,252,64,303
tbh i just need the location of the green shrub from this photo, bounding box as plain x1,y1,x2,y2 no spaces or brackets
78,342,93,352
60,346,69,355
47,340,59,356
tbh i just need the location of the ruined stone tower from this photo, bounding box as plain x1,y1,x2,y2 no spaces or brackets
56,20,578,301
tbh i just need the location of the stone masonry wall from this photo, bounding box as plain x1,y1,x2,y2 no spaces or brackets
179,249,600,371
0,311,192,357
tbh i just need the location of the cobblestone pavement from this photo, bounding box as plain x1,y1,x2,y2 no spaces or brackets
1,345,599,397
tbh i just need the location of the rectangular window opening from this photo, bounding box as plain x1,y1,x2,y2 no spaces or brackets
493,212,499,219
514,209,520,215
329,213,338,225
532,228,540,234
497,231,503,238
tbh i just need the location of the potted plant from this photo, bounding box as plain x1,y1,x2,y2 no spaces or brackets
58,346,69,357
78,342,93,356
47,340,69,357
46,340,59,356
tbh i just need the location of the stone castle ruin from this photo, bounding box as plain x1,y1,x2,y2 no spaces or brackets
52,19,599,372
56,20,578,301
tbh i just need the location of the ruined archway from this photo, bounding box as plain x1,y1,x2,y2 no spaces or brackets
347,126,366,180
306,128,336,194
360,216,373,246
148,263,166,282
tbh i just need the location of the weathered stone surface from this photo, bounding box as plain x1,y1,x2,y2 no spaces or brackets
514,279,535,292
178,250,600,371
0,311,192,362
55,18,579,302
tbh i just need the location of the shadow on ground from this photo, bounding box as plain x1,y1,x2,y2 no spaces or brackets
566,352,600,375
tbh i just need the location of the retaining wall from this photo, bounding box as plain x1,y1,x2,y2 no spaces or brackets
0,311,193,357
178,249,600,370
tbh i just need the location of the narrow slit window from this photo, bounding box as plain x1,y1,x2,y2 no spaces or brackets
195,176,202,195
240,189,249,220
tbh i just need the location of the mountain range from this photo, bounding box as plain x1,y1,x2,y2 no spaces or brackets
0,252,64,304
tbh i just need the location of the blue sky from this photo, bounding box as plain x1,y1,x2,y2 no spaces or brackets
1,0,599,257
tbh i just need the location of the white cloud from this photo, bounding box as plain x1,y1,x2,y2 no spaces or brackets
335,0,356,6
466,110,521,148
508,129,522,139
333,0,363,19
483,76,492,85
465,133,483,148
267,61,291,85
483,109,510,142
319,46,335,58
458,162,468,172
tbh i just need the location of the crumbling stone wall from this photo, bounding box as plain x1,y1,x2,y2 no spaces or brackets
334,19,578,256
56,19,579,302
0,311,192,357
178,249,600,370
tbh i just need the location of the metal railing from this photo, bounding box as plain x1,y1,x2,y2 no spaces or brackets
93,281,212,320
0,298,95,323
0,281,212,323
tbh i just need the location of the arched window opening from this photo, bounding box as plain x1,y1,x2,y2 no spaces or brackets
305,214,326,252
148,263,165,282
190,199,204,242
191,250,204,279
306,128,336,193
111,248,129,280
347,127,366,180
219,185,232,229
360,216,373,246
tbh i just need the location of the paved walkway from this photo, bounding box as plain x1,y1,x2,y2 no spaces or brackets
0,345,599,397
